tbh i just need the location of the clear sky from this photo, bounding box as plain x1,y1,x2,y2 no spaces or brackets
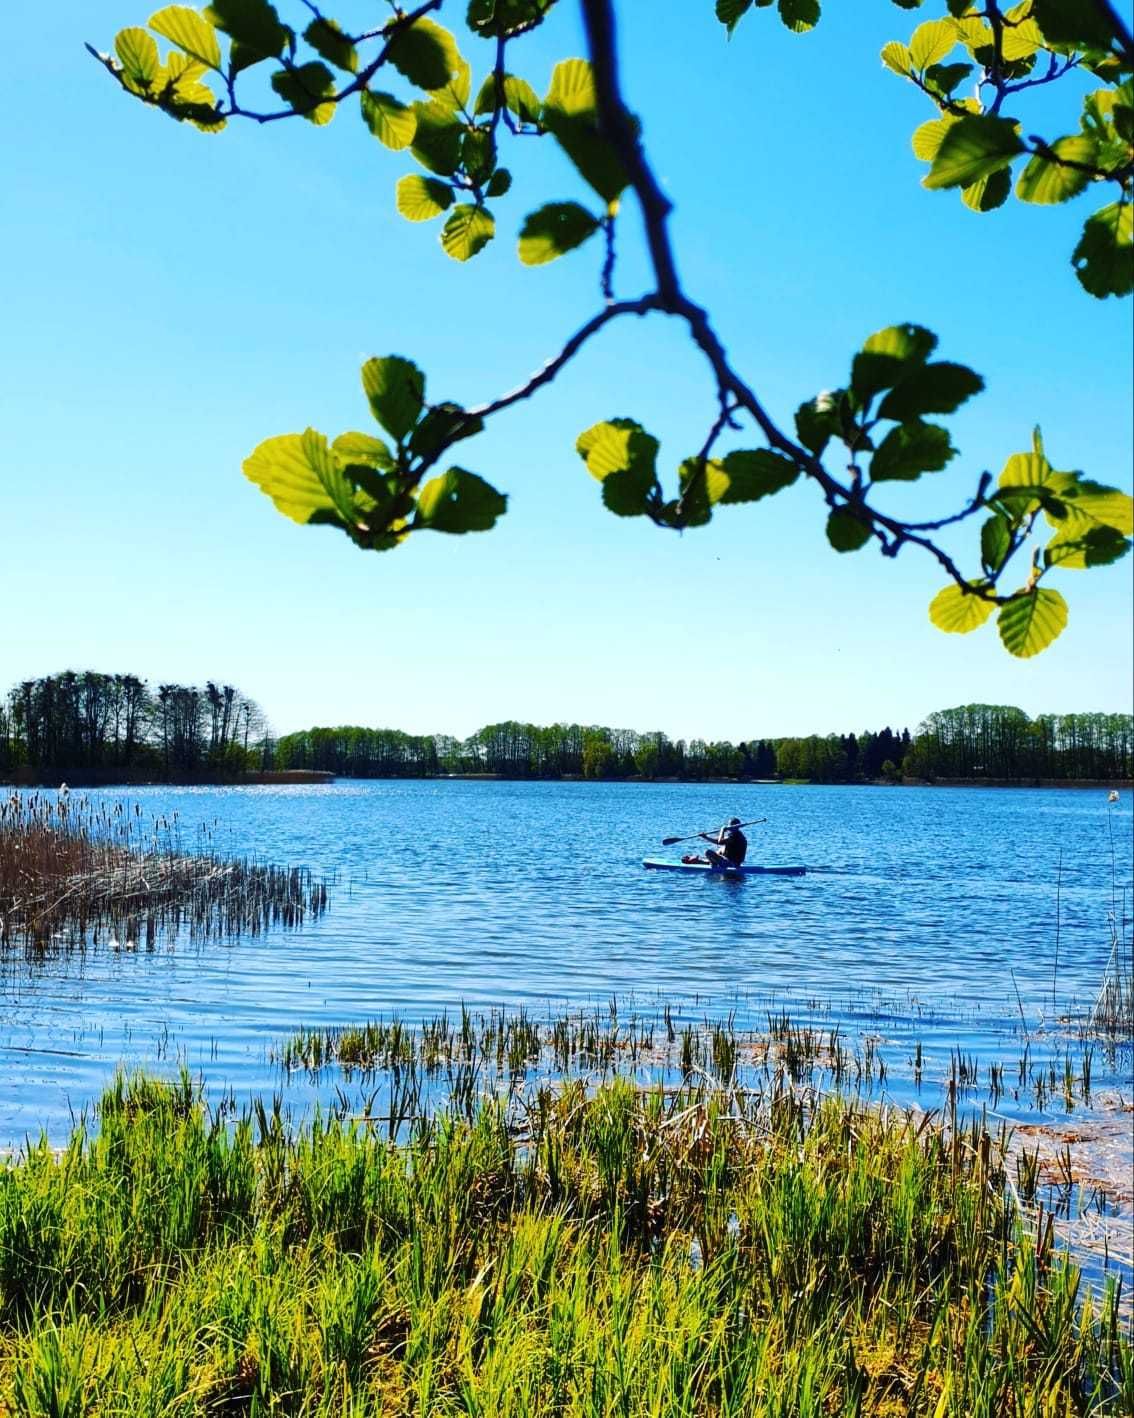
2,1,1131,742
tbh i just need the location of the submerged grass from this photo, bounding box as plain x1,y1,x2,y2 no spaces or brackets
0,1069,1129,1416
0,792,327,949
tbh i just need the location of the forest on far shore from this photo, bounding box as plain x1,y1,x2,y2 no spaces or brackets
2,671,1130,786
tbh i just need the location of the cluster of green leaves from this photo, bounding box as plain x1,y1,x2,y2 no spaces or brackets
578,323,1133,657
94,2,1132,659
929,428,1134,655
242,357,505,546
717,0,1134,298
884,3,1133,297
94,2,632,272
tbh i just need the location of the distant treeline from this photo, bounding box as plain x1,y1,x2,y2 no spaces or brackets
904,705,1132,781
273,722,913,782
0,671,269,783
3,676,1129,786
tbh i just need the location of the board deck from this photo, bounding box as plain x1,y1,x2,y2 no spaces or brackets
643,858,806,877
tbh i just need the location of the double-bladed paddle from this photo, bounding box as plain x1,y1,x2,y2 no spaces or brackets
661,818,767,846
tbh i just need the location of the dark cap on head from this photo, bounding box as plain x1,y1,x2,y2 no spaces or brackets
728,818,741,827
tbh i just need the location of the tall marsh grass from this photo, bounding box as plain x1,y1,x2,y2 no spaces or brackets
0,792,327,948
0,1070,1128,1415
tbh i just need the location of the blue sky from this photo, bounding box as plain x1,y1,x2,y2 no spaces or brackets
2,1,1131,741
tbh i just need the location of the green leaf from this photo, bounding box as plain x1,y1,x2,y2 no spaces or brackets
870,421,955,481
461,128,496,183
929,582,996,632
1031,0,1116,52
912,114,959,162
576,418,660,516
794,393,840,455
361,356,425,441
387,17,462,92
715,449,800,503
925,61,973,95
149,5,222,70
303,18,357,73
414,467,507,532
204,0,288,72
243,428,356,525
778,0,819,34
409,100,463,172
881,41,913,76
116,28,160,85
960,166,1012,212
270,62,336,123
441,204,496,261
410,403,484,458
1072,202,1133,298
518,202,600,264
877,362,984,419
332,432,394,471
361,90,417,149
1016,135,1097,204
852,324,938,402
542,60,629,201
1047,475,1134,534
980,514,1013,574
909,18,956,68
486,168,512,197
1045,522,1130,569
924,115,1023,190
997,588,1068,657
473,73,542,123
466,0,557,39
717,0,753,34
826,508,872,552
396,174,453,221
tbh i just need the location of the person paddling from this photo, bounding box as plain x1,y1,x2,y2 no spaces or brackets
685,817,748,869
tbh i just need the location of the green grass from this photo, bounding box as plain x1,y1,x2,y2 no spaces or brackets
0,1070,1128,1416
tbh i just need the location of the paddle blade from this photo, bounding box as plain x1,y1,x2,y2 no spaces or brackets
661,836,682,846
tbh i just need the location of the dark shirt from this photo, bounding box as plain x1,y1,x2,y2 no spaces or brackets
722,828,747,865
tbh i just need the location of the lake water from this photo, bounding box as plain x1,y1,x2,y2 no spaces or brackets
1,780,1131,1146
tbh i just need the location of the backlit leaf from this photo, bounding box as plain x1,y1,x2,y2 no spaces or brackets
881,41,912,76
960,167,1011,211
387,17,463,92
243,428,354,524
332,432,394,470
466,0,557,39
909,19,956,68
361,90,417,149
409,99,462,172
303,18,357,72
929,582,995,632
1016,136,1097,204
415,467,507,532
149,5,222,70
441,204,496,261
396,174,453,221
716,449,799,503
204,0,288,71
473,72,542,123
116,28,160,84
271,62,336,123
924,115,1023,189
1072,201,1133,298
997,588,1068,657
361,356,425,441
518,202,600,264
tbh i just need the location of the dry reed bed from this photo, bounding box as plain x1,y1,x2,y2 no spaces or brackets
0,792,327,948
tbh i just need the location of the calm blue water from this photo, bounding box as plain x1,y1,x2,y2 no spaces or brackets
1,781,1131,1144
